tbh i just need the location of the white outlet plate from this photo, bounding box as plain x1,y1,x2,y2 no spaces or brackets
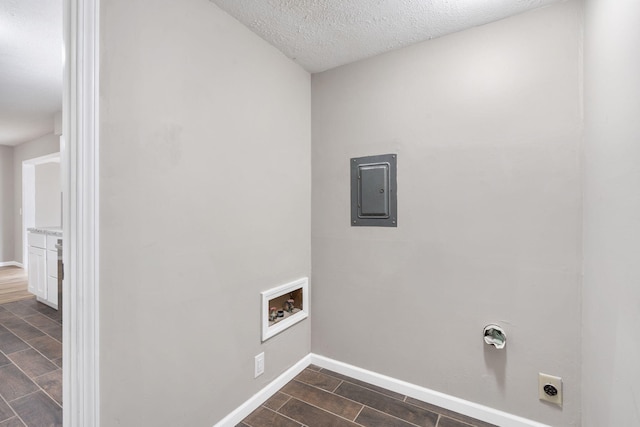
539,373,562,406
254,352,265,378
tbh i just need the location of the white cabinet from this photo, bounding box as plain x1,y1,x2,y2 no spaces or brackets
27,230,60,310
45,235,60,309
28,246,46,297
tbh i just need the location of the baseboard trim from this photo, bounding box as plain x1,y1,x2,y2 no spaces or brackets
213,352,549,427
213,354,311,427
310,354,550,427
0,261,23,268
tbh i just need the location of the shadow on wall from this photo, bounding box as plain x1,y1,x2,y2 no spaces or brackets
483,340,506,392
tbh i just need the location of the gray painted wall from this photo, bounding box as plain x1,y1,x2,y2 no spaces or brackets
12,133,60,264
34,162,61,227
311,2,582,426
583,0,640,425
0,145,14,262
99,0,310,425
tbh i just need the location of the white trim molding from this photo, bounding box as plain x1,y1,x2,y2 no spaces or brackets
212,355,311,427
0,261,24,268
310,354,551,427
62,0,100,426
213,353,550,427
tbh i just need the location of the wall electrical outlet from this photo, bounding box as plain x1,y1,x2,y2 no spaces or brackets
539,373,562,406
254,352,265,378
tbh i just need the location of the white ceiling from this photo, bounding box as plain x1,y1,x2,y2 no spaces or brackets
0,0,62,147
211,0,564,73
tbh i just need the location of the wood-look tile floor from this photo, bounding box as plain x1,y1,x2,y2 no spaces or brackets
0,267,32,305
0,297,62,427
239,365,497,427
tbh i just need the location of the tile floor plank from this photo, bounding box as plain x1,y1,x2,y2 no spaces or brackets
0,365,39,401
281,380,363,421
26,336,62,361
0,397,15,423
34,370,62,406
294,368,342,392
0,312,17,322
11,391,62,427
42,326,62,343
0,303,38,319
0,333,29,355
33,306,61,323
437,416,476,427
240,367,495,427
405,397,497,427
22,314,60,331
263,392,290,411
0,319,44,342
0,353,10,369
0,297,63,426
322,369,407,401
8,349,58,379
278,398,360,427
244,406,301,427
335,381,438,427
0,417,26,427
355,406,421,427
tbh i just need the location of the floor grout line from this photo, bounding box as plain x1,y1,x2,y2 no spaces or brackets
0,282,61,426
239,367,493,427
321,370,406,402
277,396,360,425
3,358,62,409
0,390,19,424
352,403,365,422
289,373,431,427
289,378,371,415
263,392,291,412
263,405,305,426
0,300,64,424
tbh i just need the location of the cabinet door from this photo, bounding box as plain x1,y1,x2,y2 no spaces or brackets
28,247,47,299
47,250,58,278
46,276,59,309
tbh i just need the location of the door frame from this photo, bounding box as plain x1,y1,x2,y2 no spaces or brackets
21,152,61,270
62,0,100,426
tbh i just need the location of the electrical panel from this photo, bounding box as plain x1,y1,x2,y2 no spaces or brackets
350,154,397,227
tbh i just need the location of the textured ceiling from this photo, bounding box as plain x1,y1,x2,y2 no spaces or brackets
0,0,62,146
211,0,564,73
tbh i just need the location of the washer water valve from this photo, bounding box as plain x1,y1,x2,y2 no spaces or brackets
483,324,506,349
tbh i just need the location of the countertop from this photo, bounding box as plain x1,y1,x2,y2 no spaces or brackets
27,227,63,237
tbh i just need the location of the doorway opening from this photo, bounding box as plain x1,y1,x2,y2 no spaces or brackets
21,152,62,271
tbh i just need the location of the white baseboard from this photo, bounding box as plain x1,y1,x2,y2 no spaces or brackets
0,261,23,268
213,354,311,427
310,354,550,427
213,352,549,427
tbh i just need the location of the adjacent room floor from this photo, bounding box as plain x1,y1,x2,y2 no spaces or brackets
0,279,62,427
239,365,496,427
0,267,32,306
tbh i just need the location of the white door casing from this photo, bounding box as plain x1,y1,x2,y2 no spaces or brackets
62,0,100,426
